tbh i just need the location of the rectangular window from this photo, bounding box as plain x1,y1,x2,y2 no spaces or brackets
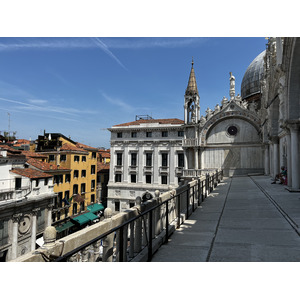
81,183,86,194
178,153,184,167
146,131,152,137
131,174,136,183
146,175,152,184
35,179,39,187
117,132,122,138
129,202,135,208
81,170,86,178
58,192,63,206
131,153,137,166
91,194,95,203
116,153,122,166
49,154,55,162
15,178,22,190
82,156,86,162
65,191,70,201
91,179,95,190
73,184,78,195
161,175,168,185
74,170,79,178
60,154,66,161
65,174,70,183
131,132,137,138
74,155,80,162
44,178,48,186
162,131,168,137
162,153,168,167
92,152,96,159
115,201,120,212
146,153,152,166
178,131,184,137
115,174,122,182
91,165,96,174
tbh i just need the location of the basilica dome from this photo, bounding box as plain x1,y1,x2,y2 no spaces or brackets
241,50,265,100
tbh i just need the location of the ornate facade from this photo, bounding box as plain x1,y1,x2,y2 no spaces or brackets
260,37,300,190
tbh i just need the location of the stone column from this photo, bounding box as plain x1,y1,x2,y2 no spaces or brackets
194,148,198,170
31,208,40,251
169,145,175,185
123,144,129,183
290,125,300,190
286,133,292,187
153,143,159,184
273,137,279,179
11,213,22,260
264,144,270,175
47,203,54,227
184,149,188,170
138,143,144,184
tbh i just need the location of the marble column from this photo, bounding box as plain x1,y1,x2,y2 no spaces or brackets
31,208,40,251
273,137,279,179
169,144,175,185
138,144,144,183
47,203,54,227
290,125,300,189
123,145,129,183
286,133,292,187
153,143,159,184
11,213,22,260
264,144,270,175
194,148,198,170
184,149,188,170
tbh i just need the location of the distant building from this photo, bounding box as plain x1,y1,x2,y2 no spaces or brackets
107,118,184,212
35,133,98,223
0,145,55,261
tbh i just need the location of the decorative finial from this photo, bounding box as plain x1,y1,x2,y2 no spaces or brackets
191,57,194,67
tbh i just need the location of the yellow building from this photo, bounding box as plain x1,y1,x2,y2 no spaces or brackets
35,133,98,226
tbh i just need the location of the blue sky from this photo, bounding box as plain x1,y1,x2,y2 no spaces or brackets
0,37,267,149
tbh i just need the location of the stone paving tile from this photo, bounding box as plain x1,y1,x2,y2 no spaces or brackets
151,176,300,262
152,245,210,262
209,242,300,262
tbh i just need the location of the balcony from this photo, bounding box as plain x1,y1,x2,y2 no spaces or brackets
128,165,137,173
159,166,169,174
143,165,153,173
183,138,198,147
114,165,123,173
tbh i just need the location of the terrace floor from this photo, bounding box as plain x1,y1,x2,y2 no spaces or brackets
151,175,300,262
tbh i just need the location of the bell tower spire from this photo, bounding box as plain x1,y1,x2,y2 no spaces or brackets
184,58,200,124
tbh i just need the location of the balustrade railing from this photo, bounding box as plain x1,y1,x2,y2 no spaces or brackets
51,169,223,262
12,170,223,262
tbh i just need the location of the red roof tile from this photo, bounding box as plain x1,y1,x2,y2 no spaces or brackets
11,168,53,179
26,157,69,171
60,143,88,152
97,162,109,171
76,142,98,151
113,118,184,127
0,144,22,154
22,151,48,158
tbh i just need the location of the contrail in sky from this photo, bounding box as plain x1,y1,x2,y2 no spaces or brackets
91,37,128,71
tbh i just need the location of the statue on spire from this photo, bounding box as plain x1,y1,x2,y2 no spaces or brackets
229,72,235,100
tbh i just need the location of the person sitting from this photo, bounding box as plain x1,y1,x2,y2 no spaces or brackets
271,166,287,184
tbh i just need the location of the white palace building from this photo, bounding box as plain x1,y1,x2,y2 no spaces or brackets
107,37,300,213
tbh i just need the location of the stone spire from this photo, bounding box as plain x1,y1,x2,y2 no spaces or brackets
185,59,199,96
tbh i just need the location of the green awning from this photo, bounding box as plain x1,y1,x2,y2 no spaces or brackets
87,203,104,214
55,221,74,233
71,212,98,226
